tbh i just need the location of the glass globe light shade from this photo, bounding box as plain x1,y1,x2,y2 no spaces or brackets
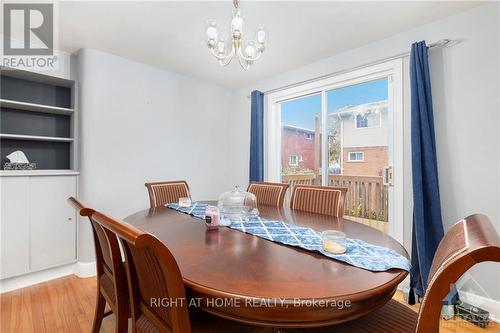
245,41,256,58
231,10,244,37
257,26,266,44
206,21,218,43
217,38,226,54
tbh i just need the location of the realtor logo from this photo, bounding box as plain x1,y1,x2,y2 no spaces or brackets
3,3,54,56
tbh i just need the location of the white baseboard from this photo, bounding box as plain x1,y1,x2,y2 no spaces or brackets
75,261,97,278
0,261,96,293
459,290,500,323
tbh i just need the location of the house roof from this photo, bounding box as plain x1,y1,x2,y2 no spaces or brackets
282,124,315,134
329,100,388,118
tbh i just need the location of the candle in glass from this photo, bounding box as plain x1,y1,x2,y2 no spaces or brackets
321,230,347,254
178,197,191,208
205,205,221,230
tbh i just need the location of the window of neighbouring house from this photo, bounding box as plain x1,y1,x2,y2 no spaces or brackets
355,111,381,128
289,155,299,166
305,132,313,140
348,152,364,162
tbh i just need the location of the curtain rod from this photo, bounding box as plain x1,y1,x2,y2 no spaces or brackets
246,39,456,98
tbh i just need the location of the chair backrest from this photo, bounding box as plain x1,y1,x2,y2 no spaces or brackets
247,181,289,207
290,184,348,217
67,197,128,311
145,180,191,208
415,214,500,333
91,211,191,333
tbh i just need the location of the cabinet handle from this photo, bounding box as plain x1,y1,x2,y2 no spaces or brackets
68,217,73,221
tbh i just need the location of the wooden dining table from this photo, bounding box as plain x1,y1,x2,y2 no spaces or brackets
124,202,409,328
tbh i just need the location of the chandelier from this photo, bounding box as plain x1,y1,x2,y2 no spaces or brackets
205,0,266,70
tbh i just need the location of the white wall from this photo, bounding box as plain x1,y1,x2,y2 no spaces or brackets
230,3,500,301
77,49,236,262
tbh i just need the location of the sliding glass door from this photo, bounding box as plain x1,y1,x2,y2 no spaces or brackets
269,60,403,241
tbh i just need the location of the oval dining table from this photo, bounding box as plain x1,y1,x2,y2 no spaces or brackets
124,202,409,328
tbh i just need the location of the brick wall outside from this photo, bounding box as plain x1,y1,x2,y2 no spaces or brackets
281,128,316,170
343,146,387,176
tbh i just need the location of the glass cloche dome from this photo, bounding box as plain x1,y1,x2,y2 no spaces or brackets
217,186,259,222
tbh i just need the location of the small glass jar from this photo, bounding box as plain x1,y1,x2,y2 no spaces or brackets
178,197,192,208
205,205,220,231
321,230,347,254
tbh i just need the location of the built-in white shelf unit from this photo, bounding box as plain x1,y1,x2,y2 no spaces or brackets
0,68,77,173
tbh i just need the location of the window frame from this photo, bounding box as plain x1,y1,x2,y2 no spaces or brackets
348,151,364,162
288,155,299,166
354,112,382,129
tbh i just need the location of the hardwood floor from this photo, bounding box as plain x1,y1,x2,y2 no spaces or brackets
1,275,498,333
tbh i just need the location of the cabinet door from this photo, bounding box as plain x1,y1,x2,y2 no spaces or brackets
30,176,76,270
0,177,30,279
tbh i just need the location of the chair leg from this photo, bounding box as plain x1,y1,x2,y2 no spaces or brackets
92,291,106,333
115,309,129,333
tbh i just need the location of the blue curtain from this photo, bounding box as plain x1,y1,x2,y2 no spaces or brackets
249,90,264,182
409,41,445,304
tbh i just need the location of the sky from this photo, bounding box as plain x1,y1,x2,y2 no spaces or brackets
281,77,388,129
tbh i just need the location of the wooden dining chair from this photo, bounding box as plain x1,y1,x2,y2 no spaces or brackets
67,197,130,333
289,184,348,217
145,180,191,208
247,181,290,207
285,214,500,333
90,210,269,333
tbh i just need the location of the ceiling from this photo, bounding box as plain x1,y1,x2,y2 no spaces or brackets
55,2,483,87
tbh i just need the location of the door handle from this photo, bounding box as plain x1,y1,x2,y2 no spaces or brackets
383,166,394,186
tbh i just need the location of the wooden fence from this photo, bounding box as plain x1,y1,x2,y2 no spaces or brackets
281,174,388,221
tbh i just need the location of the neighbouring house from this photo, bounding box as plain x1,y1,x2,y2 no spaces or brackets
335,100,388,177
281,124,317,170
282,100,388,177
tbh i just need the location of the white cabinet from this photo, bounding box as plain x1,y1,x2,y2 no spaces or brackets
0,175,77,279
30,176,76,270
0,177,30,279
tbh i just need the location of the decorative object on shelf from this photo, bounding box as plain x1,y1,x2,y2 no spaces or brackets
7,150,29,164
205,0,266,70
4,150,37,170
217,185,259,225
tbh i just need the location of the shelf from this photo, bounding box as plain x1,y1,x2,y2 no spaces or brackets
0,170,79,177
1,66,74,87
0,99,74,115
0,134,74,142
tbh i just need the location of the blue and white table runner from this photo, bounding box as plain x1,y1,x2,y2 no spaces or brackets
166,202,411,272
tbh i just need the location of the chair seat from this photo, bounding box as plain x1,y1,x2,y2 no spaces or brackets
136,310,271,333
285,300,417,333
